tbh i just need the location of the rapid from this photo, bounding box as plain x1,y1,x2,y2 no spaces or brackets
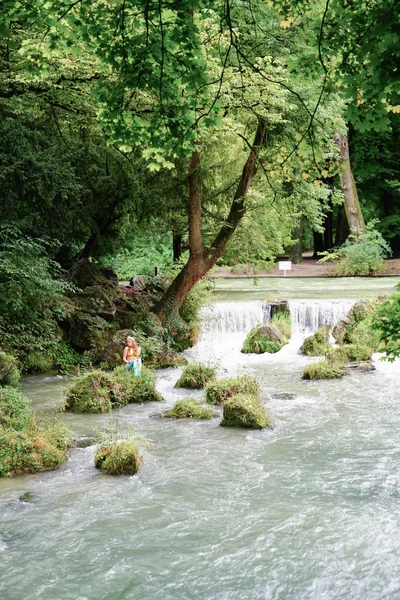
1,277,400,600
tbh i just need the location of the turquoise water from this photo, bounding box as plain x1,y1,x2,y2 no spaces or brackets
1,279,400,600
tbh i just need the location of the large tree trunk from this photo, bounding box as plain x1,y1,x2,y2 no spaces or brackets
154,120,267,324
290,216,303,263
334,132,365,233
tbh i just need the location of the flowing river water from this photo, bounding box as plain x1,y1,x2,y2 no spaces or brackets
1,277,400,600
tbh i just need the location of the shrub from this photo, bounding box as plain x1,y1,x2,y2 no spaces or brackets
327,344,372,362
160,398,214,420
175,363,216,389
220,394,271,429
0,387,33,431
302,359,347,380
300,326,331,356
206,375,260,406
65,367,163,413
318,222,391,276
0,351,20,387
371,287,400,361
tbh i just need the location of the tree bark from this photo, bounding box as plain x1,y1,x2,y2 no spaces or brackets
290,216,303,263
334,132,365,233
154,120,268,324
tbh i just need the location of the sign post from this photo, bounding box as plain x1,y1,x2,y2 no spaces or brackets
278,260,292,276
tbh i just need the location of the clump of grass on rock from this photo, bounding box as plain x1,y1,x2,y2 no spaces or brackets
300,325,331,356
302,359,347,380
65,366,162,413
175,363,216,389
241,313,290,355
94,424,148,476
0,386,71,477
159,398,214,420
220,394,271,429
206,375,259,406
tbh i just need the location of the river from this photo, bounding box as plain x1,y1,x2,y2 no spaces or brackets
1,277,400,600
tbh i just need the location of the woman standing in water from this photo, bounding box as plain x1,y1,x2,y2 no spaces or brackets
123,336,142,377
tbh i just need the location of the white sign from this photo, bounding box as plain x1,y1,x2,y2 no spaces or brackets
278,261,292,276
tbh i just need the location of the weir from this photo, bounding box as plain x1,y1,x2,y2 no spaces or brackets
200,299,354,336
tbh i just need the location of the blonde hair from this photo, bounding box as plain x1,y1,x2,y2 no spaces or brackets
126,336,136,343
126,336,140,358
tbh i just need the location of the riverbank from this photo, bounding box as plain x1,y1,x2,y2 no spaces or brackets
210,256,400,278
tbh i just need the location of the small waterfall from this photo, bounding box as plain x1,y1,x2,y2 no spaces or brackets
200,301,267,334
288,300,354,335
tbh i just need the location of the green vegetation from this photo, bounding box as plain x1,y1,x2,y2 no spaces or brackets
94,424,149,476
206,376,260,406
65,366,162,413
302,360,347,380
327,344,373,363
319,224,391,276
0,386,71,477
270,313,292,341
159,399,214,420
300,326,331,356
220,394,271,430
0,351,20,388
175,363,216,389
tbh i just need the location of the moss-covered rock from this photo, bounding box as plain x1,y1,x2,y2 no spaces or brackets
175,363,216,389
0,351,20,387
242,324,287,354
65,367,162,413
94,440,142,475
302,359,347,380
327,344,373,363
158,398,215,420
300,325,331,356
206,375,260,406
220,394,271,429
68,258,110,289
332,300,376,345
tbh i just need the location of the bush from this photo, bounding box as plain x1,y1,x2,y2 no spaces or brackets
327,344,372,362
0,387,33,431
371,287,400,361
302,359,347,380
24,351,54,374
318,222,391,276
65,366,163,413
206,375,260,406
220,394,271,429
0,351,20,387
300,326,331,356
159,398,214,419
175,363,216,389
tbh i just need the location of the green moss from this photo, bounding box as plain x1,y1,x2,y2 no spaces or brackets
0,351,20,387
94,441,142,475
160,398,214,419
300,326,331,356
206,375,260,406
220,394,271,429
175,363,216,389
0,387,33,431
65,366,163,413
302,359,347,380
241,324,287,354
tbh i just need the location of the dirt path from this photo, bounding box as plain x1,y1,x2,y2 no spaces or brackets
211,256,400,278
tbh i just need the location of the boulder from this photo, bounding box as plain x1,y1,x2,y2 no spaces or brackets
68,259,109,289
220,394,271,429
300,325,331,356
242,324,287,354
